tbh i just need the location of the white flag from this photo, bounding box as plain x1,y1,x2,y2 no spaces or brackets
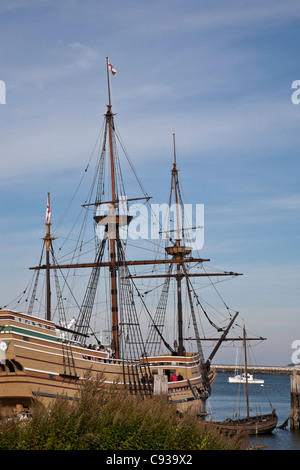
46,193,51,222
108,61,117,76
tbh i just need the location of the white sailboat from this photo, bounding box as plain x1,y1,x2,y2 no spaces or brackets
228,341,264,385
228,372,264,385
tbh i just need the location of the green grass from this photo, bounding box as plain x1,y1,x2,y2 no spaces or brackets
0,374,248,450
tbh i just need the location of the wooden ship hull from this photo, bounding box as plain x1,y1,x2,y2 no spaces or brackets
143,353,217,416
211,411,278,435
0,309,216,417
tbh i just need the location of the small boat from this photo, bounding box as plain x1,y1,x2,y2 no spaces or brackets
210,326,278,435
212,410,278,435
228,372,264,385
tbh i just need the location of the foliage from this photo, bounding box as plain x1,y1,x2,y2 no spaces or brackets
0,375,248,450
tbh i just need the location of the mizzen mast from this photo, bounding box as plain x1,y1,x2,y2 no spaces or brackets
43,192,55,321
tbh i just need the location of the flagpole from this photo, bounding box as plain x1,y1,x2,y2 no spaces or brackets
106,56,112,107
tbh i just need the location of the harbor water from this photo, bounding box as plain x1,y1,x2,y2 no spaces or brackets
208,372,300,450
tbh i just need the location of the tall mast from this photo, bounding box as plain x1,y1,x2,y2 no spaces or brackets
165,134,191,356
173,134,183,355
43,192,55,321
243,325,250,420
106,56,113,108
105,57,119,359
172,133,181,244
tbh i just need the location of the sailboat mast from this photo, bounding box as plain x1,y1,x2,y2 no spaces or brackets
105,57,119,359
243,325,250,420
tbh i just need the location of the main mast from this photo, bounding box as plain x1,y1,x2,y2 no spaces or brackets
106,56,120,359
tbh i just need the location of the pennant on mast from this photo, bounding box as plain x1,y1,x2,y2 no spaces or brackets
108,60,117,76
46,193,51,223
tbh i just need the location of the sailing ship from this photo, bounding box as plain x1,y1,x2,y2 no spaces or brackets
0,58,246,418
212,327,278,435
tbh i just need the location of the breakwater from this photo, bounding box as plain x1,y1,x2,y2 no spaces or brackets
213,365,299,376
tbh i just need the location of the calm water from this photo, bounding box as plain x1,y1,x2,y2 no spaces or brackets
208,372,300,450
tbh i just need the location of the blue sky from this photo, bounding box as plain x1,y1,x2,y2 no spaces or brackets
0,0,300,365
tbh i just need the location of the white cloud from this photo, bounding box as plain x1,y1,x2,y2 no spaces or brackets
115,93,300,162
7,41,99,90
119,1,300,37
1,90,299,187
0,114,99,184
259,195,300,211
67,42,98,69
0,0,51,12
135,84,174,100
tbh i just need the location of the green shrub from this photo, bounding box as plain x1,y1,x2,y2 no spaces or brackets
0,375,248,450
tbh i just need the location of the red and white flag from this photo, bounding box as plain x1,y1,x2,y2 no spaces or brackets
46,193,51,222
108,61,117,76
